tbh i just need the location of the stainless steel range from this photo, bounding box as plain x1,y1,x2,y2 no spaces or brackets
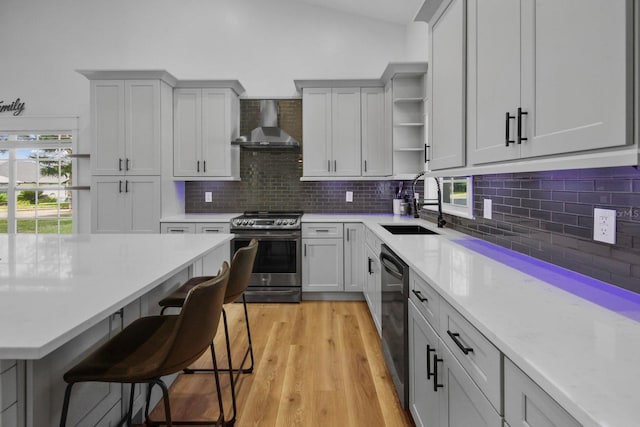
230,211,302,303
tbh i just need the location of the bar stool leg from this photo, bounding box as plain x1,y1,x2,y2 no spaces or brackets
59,383,74,427
242,294,254,374
210,343,226,427
124,383,135,425
222,308,237,426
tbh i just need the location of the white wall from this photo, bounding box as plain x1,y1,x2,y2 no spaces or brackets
0,0,425,231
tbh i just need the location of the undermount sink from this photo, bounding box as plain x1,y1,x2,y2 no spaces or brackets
381,225,439,235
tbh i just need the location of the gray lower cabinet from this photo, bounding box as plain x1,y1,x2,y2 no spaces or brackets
302,223,344,292
504,358,581,427
409,300,502,427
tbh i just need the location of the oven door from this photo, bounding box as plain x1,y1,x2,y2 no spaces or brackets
231,230,301,302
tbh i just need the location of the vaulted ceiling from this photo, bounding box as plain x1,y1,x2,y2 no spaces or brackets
299,0,424,25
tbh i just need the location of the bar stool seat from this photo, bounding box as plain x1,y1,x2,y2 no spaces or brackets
158,239,258,427
60,262,230,427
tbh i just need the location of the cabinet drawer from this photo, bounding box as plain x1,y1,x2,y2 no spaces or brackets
160,223,196,233
0,365,17,412
504,358,580,427
439,299,501,413
196,223,230,234
409,270,440,330
302,223,343,238
365,227,382,253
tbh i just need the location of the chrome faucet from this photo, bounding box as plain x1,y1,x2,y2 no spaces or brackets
411,172,446,228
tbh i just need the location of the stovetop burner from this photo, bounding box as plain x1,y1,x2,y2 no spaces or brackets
231,211,303,230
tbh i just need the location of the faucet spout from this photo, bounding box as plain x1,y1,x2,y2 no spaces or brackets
411,172,446,228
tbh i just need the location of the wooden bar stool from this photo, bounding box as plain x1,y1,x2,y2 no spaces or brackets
158,239,258,426
60,262,230,427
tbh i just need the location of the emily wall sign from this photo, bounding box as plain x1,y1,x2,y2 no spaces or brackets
0,98,26,116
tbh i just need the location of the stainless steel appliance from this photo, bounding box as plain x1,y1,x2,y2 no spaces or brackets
380,244,410,408
230,211,302,302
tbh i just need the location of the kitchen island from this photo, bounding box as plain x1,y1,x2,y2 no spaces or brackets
0,233,232,426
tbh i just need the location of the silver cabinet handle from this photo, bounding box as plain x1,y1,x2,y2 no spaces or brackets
126,158,130,171
118,180,122,193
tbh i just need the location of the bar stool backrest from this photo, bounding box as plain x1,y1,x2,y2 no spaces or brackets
160,261,230,374
226,239,258,303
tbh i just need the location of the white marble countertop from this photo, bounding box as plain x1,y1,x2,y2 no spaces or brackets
0,233,233,360
160,213,241,223
304,213,640,427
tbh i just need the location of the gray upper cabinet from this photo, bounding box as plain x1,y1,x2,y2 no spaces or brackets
427,0,466,171
467,0,631,166
302,87,362,177
173,86,241,179
362,87,392,176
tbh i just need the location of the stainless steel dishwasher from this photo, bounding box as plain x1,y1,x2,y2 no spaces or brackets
380,244,409,408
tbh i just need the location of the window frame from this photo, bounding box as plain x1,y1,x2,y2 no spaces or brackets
423,175,474,219
0,117,78,234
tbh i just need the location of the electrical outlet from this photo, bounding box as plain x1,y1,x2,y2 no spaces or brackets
205,192,212,203
593,208,616,244
346,191,353,202
483,199,492,219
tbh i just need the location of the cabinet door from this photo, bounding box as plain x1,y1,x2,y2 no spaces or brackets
202,89,231,176
428,0,466,170
504,358,580,427
302,88,332,176
91,80,125,175
362,87,391,176
331,88,362,176
519,0,629,158
344,223,365,292
467,0,521,165
173,88,202,177
92,176,127,233
126,176,160,233
364,244,382,335
408,301,440,427
438,343,502,427
302,238,344,292
124,80,161,175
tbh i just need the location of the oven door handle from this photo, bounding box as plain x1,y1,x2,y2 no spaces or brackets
232,232,301,240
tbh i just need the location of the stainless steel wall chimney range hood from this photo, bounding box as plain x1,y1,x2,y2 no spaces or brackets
232,99,300,148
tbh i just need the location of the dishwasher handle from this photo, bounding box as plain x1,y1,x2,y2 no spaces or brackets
380,252,404,280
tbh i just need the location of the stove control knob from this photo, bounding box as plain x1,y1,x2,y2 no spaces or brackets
242,220,248,225
248,220,255,225
232,219,240,226
276,219,282,225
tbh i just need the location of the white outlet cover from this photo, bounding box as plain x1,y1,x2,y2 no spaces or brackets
483,199,492,219
205,192,213,203
346,191,353,202
593,208,616,244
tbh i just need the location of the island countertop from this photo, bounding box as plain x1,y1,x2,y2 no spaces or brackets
0,233,233,360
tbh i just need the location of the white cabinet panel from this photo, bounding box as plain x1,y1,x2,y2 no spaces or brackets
428,0,466,170
331,88,361,176
302,238,344,292
91,80,161,176
468,0,630,166
302,88,333,176
344,223,365,292
504,358,581,427
92,176,160,233
362,87,391,176
173,87,239,178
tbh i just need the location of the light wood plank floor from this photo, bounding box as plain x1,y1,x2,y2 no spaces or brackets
146,301,415,427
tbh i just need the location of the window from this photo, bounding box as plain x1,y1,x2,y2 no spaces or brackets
424,176,474,219
0,118,77,234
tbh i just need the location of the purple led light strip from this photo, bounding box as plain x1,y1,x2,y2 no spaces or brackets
453,239,640,323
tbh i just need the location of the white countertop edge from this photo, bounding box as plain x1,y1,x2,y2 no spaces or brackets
0,234,234,360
